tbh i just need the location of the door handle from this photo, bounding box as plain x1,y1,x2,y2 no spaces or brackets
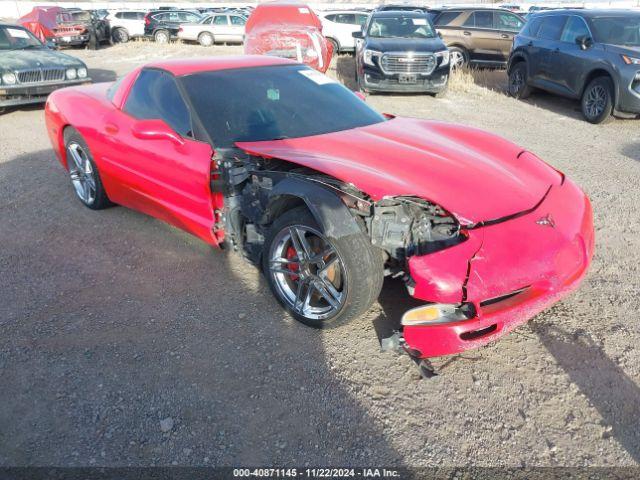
104,123,119,135
501,34,509,39
527,41,534,47
463,31,471,36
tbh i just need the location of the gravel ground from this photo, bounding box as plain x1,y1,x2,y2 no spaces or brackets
0,42,639,468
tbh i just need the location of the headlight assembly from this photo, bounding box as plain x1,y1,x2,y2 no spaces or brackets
436,50,450,67
77,67,88,79
364,49,382,67
66,68,77,80
2,72,17,85
622,54,640,65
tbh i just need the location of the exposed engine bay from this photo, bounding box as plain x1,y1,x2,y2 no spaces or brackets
212,148,465,279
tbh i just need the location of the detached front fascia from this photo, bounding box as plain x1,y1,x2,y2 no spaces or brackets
404,177,595,358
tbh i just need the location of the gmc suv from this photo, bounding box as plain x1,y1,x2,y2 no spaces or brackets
508,10,640,124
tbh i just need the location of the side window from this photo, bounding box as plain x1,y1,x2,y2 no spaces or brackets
355,14,368,26
560,16,590,43
124,69,193,138
522,16,543,38
538,15,567,40
185,13,201,22
115,12,123,19
230,15,246,26
213,15,228,25
335,14,356,25
167,12,181,22
434,11,462,26
464,11,493,29
495,12,524,32
324,14,336,22
137,12,146,20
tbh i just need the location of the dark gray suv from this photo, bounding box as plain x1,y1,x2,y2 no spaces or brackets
508,10,640,123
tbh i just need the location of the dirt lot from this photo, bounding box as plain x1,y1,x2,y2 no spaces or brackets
1,42,639,468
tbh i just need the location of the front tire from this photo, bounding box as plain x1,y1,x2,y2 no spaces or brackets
198,32,214,47
263,207,383,329
63,128,112,210
581,76,614,124
508,62,532,99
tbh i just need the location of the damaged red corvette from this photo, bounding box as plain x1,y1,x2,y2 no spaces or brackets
44,56,594,363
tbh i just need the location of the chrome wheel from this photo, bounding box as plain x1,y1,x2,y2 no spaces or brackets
155,31,169,43
584,85,607,119
199,33,214,46
450,49,466,70
67,142,96,205
268,225,346,321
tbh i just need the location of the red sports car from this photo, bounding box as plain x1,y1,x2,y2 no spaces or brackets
45,56,594,369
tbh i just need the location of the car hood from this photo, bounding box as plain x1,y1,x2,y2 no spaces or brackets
364,36,446,53
0,49,84,71
236,117,562,224
602,43,640,56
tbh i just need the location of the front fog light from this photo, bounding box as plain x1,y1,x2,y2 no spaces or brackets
2,72,17,85
402,303,475,326
77,67,87,79
66,68,77,80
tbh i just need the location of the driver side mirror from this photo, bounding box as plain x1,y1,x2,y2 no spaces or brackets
352,31,363,39
575,35,593,50
437,31,443,39
132,119,185,146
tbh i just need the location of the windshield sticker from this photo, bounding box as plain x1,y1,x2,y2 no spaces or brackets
298,69,336,85
412,18,427,25
298,7,310,14
267,88,280,101
7,28,30,39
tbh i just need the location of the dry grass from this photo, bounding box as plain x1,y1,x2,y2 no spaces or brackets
448,67,508,97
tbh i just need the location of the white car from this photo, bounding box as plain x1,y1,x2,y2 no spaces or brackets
320,10,369,54
177,13,246,46
107,10,146,43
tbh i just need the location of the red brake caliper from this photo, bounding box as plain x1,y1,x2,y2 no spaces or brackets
286,246,300,281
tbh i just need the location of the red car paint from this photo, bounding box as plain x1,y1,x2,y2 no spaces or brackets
44,56,594,359
244,2,333,72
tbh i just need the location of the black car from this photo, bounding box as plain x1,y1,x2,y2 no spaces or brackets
143,10,203,43
353,11,450,94
508,9,640,123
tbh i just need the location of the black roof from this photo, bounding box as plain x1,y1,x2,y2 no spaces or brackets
371,10,429,18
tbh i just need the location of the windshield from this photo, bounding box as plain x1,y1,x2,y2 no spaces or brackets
0,26,43,50
57,11,92,22
590,16,640,47
368,15,436,39
180,64,385,147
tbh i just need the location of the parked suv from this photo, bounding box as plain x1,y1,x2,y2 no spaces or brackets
143,10,202,43
320,10,369,54
508,10,640,124
108,10,146,43
430,8,525,68
353,11,450,94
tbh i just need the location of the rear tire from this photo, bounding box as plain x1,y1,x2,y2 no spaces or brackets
263,207,383,329
198,32,214,47
63,128,113,210
154,30,170,43
508,62,532,99
581,76,614,124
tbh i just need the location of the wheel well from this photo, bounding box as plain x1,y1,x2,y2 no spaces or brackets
508,56,526,75
326,36,340,48
448,44,467,53
264,195,307,225
582,69,615,100
199,31,213,38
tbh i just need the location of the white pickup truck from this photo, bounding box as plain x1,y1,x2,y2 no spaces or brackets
177,13,246,46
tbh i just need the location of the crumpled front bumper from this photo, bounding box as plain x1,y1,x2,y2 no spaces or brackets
403,178,595,358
